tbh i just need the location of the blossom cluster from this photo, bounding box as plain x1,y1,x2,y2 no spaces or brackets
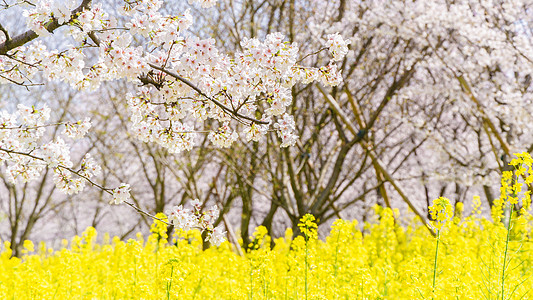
123,30,344,151
2,0,348,156
326,33,350,62
63,118,92,139
0,104,99,195
0,0,350,220
23,0,76,37
165,199,226,246
111,183,131,205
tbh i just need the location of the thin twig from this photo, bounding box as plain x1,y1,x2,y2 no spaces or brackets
123,201,171,226
1,121,73,130
296,47,327,63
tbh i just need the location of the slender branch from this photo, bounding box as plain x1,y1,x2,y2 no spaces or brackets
296,47,327,63
0,147,176,226
0,147,109,193
1,121,75,130
4,53,40,68
122,200,171,226
148,63,269,125
0,73,42,86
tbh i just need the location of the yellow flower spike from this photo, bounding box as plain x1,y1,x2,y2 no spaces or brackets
298,214,318,240
2,240,12,258
103,232,110,245
38,241,47,256
455,202,464,214
523,152,533,164
509,159,519,167
22,240,34,254
428,197,453,231
393,208,400,218
524,191,532,210
502,170,513,181
252,226,268,240
515,166,526,177
284,227,293,242
82,226,98,250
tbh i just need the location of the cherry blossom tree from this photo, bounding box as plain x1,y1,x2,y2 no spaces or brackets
0,0,348,246
4,0,531,248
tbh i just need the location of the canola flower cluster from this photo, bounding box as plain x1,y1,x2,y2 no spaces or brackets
1,153,533,299
0,204,530,299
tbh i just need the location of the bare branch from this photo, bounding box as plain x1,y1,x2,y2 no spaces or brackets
317,84,435,237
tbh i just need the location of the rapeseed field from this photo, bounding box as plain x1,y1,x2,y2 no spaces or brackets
1,153,533,299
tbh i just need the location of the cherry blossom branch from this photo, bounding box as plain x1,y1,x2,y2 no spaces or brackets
1,121,77,130
0,0,92,55
122,200,171,226
148,63,269,125
0,73,44,87
0,147,108,191
0,146,174,226
84,26,266,127
0,0,34,9
4,53,40,68
296,47,327,63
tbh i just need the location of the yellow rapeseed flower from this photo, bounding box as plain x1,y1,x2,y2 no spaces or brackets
428,197,453,231
298,214,318,240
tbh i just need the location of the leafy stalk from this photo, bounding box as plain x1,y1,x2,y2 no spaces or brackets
501,205,513,300
432,229,441,294
305,238,308,300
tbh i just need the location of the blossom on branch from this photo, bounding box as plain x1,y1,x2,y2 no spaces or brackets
112,183,131,204
326,33,350,62
165,199,227,246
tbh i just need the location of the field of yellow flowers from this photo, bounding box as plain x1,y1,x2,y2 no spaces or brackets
1,154,533,299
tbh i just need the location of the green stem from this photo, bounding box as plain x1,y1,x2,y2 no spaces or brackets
167,265,174,300
501,204,513,300
305,236,308,300
432,229,440,295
